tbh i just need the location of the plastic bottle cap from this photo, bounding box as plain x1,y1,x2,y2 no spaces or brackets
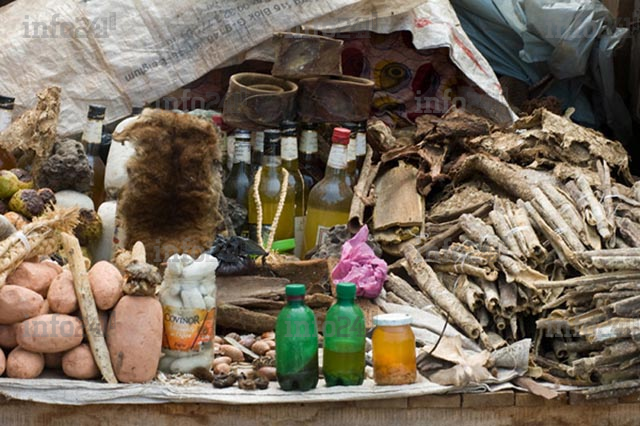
332,127,350,145
336,282,357,299
301,122,317,131
212,115,223,126
286,284,306,297
342,122,358,132
280,120,297,136
373,313,412,326
271,238,295,253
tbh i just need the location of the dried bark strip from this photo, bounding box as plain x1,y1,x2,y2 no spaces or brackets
403,244,488,347
61,232,117,384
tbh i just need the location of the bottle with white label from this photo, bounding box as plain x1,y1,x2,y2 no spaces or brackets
0,95,18,170
82,105,107,207
281,121,306,257
303,127,353,255
223,130,252,236
251,130,265,177
343,122,358,187
299,122,324,205
356,120,367,170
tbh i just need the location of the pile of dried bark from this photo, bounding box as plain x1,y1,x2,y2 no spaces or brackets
355,107,640,396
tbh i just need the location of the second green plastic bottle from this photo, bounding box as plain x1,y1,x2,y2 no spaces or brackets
275,284,319,391
323,282,366,386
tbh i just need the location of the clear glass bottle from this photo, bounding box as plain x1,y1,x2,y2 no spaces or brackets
82,105,107,207
355,120,368,171
303,127,353,255
323,282,365,386
281,121,305,258
0,95,18,170
247,129,295,245
343,122,358,187
276,284,319,391
251,130,264,178
223,129,252,236
298,122,324,205
372,313,417,385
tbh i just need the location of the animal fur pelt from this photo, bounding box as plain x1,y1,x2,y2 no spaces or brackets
112,109,222,264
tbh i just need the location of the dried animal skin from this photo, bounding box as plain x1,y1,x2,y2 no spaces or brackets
489,198,523,258
507,204,546,262
575,175,614,242
531,187,585,253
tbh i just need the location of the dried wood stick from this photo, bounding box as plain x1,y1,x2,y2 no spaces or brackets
520,200,587,273
402,244,489,347
459,214,510,253
553,340,604,356
61,232,117,384
569,340,640,376
384,273,433,309
348,146,379,233
576,175,613,242
475,306,490,327
534,271,640,289
579,318,640,343
431,263,498,281
531,187,585,252
452,275,484,312
478,279,499,313
385,291,409,306
453,154,534,200
499,280,518,316
580,248,640,257
582,379,640,400
616,217,640,247
603,295,640,318
597,160,616,247
426,249,489,267
508,204,546,261
490,199,523,258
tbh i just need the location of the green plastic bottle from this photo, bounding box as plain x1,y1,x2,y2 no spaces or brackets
275,284,319,391
323,282,366,386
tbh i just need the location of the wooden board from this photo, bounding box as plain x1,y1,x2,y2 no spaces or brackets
2,393,640,426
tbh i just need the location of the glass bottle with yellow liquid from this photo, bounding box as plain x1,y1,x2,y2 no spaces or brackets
82,105,107,207
343,122,358,187
0,95,18,170
303,127,353,255
247,129,295,246
281,121,305,258
298,122,324,204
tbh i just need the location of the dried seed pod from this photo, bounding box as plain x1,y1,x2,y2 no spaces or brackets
252,356,275,369
212,356,232,367
213,373,237,388
225,332,241,342
238,374,257,391
257,366,277,381
240,334,256,349
261,331,275,340
214,363,231,375
191,366,214,383
251,340,270,356
254,375,270,389
219,345,244,363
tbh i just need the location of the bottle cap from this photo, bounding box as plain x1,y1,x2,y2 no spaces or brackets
280,120,297,136
212,115,223,126
373,313,412,327
336,282,357,299
331,127,350,145
264,129,281,156
342,122,358,132
358,120,367,132
285,284,306,297
0,95,15,109
87,105,106,120
271,238,295,253
131,106,144,115
234,129,251,139
301,122,317,131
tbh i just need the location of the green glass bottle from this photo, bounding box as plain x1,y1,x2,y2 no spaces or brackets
323,282,366,386
276,284,319,391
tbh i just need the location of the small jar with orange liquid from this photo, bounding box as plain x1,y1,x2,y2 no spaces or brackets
372,313,417,385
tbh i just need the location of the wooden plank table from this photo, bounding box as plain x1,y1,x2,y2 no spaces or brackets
2,391,639,426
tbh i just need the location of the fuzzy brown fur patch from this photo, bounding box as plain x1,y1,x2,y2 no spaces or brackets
113,109,222,264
